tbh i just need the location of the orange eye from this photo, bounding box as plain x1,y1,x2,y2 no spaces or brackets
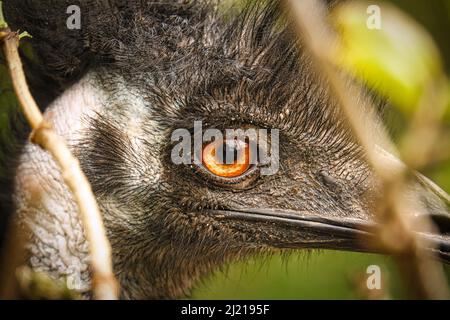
202,139,250,178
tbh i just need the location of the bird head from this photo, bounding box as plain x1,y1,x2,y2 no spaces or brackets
3,0,449,299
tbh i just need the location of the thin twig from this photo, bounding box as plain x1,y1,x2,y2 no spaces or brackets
0,15,118,299
288,0,449,299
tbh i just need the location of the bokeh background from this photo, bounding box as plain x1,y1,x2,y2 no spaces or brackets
1,0,449,299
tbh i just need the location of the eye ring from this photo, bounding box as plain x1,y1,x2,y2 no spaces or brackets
202,139,251,178
193,138,261,189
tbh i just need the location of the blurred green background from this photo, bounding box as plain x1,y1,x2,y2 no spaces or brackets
193,252,407,299
1,0,449,299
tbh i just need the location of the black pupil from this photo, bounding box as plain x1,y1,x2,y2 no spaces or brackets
215,141,240,164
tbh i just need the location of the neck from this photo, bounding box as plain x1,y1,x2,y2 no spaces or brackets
11,74,103,296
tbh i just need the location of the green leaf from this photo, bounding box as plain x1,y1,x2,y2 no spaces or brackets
19,31,32,40
0,1,8,29
332,1,443,115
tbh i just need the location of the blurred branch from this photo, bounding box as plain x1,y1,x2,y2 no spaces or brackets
0,3,118,300
288,0,449,299
401,78,449,170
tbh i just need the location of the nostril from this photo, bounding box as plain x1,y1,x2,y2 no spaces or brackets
318,171,340,190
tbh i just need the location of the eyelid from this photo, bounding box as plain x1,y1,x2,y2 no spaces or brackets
202,139,250,178
194,162,260,190
193,137,262,190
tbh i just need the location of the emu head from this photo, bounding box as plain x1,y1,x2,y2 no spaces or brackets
3,1,449,299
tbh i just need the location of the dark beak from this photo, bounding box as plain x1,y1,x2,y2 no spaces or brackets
207,176,450,264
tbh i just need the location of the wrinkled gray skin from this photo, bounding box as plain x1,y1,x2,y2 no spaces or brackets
1,1,449,299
